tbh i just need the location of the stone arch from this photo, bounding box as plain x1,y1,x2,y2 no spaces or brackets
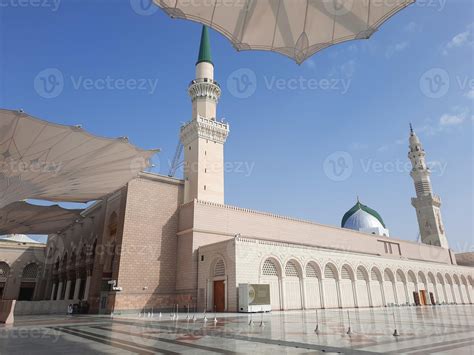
453,274,465,303
339,264,356,308
369,267,384,307
260,257,282,310
209,254,227,278
304,261,322,309
383,268,397,305
323,262,339,280
395,269,409,305
0,261,9,300
305,261,322,279
322,262,339,308
284,259,303,278
435,272,447,304
355,265,371,308
18,263,39,301
460,275,471,304
445,273,455,303
356,265,370,281
284,259,303,310
209,256,227,312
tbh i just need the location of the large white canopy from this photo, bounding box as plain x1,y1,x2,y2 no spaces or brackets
0,201,82,235
0,109,158,208
155,0,414,63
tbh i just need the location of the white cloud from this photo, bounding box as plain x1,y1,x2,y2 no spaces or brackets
464,89,474,100
439,113,466,126
328,59,356,79
443,23,473,55
385,41,409,58
404,21,422,33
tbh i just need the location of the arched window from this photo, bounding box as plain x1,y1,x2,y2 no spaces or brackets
324,264,338,279
371,268,382,282
306,263,320,278
437,273,444,284
22,263,38,280
356,266,369,281
0,262,10,281
408,271,416,283
285,261,300,277
262,259,279,276
384,269,395,282
396,270,406,282
214,259,225,277
341,265,354,280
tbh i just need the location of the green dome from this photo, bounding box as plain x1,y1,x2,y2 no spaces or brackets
341,200,386,229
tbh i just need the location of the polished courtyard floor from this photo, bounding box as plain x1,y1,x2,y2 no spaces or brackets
1,305,473,354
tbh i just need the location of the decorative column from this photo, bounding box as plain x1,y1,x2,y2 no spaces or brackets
50,283,57,300
56,281,63,300
301,276,307,309
83,271,92,301
64,279,72,300
73,277,82,300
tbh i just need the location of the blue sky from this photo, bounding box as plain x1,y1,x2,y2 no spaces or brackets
1,0,472,251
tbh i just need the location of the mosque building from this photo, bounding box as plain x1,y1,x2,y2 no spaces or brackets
0,27,472,314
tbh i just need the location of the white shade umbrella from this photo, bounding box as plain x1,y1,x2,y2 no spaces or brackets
155,0,414,63
0,109,159,208
0,201,82,235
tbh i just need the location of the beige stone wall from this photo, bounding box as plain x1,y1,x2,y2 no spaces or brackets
189,200,455,265
0,242,45,300
114,173,184,311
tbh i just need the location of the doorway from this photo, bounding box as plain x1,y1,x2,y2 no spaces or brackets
420,290,427,305
213,280,225,312
99,291,108,314
413,291,420,306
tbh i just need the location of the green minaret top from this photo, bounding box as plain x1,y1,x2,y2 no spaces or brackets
196,25,213,65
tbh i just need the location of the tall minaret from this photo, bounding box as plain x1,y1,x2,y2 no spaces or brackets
408,124,448,248
180,26,229,204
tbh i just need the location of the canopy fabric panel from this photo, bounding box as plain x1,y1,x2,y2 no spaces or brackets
0,201,82,235
155,0,414,64
0,109,158,208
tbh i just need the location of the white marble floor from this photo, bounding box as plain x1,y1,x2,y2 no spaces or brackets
1,305,473,354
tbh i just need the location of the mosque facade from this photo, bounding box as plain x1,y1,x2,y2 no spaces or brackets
1,27,472,314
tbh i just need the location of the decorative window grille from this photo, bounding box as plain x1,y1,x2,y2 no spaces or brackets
285,261,299,277
262,259,278,276
371,269,381,281
341,266,352,280
324,265,336,279
22,263,38,280
437,274,444,284
0,262,9,281
306,264,318,278
418,272,427,284
384,270,394,282
357,268,367,281
214,259,225,277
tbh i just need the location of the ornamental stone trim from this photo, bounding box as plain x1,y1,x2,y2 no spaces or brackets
180,116,229,145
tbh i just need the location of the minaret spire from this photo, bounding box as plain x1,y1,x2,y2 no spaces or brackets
197,26,213,65
408,127,448,248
